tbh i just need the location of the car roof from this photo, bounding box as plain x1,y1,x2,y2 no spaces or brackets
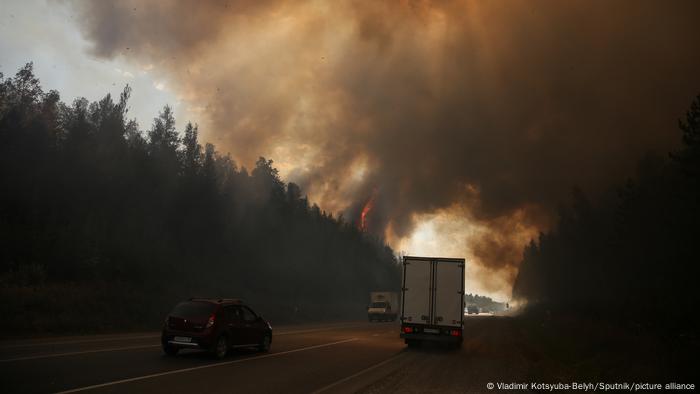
187,298,244,305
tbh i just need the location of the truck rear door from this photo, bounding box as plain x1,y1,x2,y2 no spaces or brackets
433,261,464,327
402,258,431,324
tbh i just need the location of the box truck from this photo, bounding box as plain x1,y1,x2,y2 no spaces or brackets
400,256,465,347
367,291,399,321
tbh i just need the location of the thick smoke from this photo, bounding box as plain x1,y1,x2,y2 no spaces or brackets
69,0,700,296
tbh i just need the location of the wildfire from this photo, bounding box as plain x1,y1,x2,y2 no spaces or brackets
360,192,376,232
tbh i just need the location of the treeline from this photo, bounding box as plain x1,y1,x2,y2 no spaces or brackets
512,94,700,333
464,293,505,312
0,63,400,334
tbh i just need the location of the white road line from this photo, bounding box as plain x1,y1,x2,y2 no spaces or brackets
55,338,359,394
0,334,160,349
275,323,369,336
0,344,161,363
310,352,407,394
0,325,374,363
0,323,370,349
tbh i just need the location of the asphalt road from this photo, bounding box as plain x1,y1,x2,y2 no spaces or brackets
2,315,518,394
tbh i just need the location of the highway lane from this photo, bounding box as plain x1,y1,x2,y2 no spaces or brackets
1,321,406,394
1,312,690,393
0,322,368,362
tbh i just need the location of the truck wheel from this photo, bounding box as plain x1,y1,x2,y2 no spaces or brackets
406,339,420,348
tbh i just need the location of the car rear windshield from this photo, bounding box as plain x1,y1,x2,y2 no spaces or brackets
170,301,217,318
371,302,387,308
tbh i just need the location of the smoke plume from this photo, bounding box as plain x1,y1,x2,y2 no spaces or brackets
69,0,700,297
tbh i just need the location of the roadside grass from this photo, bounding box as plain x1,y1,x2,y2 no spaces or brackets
515,311,697,382
0,280,368,337
0,282,171,336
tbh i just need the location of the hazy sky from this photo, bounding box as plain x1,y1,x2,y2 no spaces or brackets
0,0,181,130
3,0,700,300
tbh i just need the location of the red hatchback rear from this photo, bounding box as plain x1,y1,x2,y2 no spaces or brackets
161,298,272,359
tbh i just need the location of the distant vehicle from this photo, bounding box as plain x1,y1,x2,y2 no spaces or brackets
368,291,399,322
466,305,479,314
400,256,465,348
161,298,272,359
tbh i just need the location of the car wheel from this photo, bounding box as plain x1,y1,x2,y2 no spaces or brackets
259,334,271,353
163,344,179,356
212,335,228,360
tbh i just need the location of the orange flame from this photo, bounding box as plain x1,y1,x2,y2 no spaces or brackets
360,192,376,232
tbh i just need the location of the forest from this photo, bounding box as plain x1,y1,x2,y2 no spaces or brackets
513,93,700,334
0,63,400,334
463,293,506,312
3,60,698,339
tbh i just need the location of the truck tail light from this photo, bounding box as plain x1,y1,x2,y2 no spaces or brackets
206,315,215,328
450,329,461,337
402,326,413,333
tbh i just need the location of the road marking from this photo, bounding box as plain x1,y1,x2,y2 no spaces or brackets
0,344,161,363
310,352,407,394
0,324,374,362
0,323,370,349
0,334,160,349
55,338,359,394
275,323,369,336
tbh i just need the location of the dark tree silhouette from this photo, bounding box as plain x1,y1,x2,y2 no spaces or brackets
0,64,400,333
513,95,700,334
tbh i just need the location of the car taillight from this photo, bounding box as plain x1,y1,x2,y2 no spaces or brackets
402,326,413,333
206,315,215,328
450,329,461,337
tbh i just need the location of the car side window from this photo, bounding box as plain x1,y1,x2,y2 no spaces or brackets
241,306,257,322
224,306,240,322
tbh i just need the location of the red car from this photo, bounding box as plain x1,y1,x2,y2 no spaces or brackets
161,298,272,359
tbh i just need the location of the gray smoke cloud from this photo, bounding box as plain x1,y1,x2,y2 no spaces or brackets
68,0,700,296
